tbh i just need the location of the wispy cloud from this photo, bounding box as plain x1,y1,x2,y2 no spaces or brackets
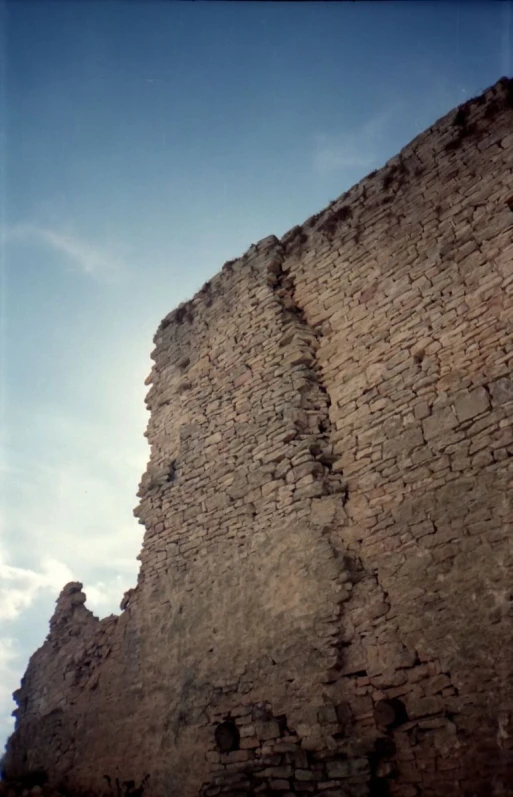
3,224,125,279
313,106,399,175
0,544,74,622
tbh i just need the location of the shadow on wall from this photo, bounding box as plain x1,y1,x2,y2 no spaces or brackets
0,771,151,797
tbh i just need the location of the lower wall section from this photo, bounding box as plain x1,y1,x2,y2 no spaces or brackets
199,701,372,797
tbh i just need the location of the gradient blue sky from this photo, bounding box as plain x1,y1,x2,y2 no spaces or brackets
0,0,511,748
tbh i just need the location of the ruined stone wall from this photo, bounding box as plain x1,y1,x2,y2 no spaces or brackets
4,77,513,797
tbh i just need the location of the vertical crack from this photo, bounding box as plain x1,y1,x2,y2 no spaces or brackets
267,249,347,503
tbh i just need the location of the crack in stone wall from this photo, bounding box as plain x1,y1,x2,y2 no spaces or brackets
267,245,348,505
274,78,513,796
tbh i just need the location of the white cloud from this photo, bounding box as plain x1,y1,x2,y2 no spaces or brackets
313,107,398,174
0,540,76,745
0,545,74,622
0,405,146,745
85,576,128,611
0,638,20,744
3,224,125,279
0,404,145,611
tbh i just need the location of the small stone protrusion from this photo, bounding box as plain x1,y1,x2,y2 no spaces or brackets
48,582,95,635
120,588,135,611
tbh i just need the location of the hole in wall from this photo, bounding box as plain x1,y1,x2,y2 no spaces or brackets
214,720,240,753
275,714,289,735
374,698,409,730
413,349,425,367
167,460,177,483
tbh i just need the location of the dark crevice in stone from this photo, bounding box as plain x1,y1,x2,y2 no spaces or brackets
445,119,477,152
167,460,177,483
174,305,194,325
317,204,353,239
268,249,347,506
368,736,397,796
374,699,409,730
214,720,240,753
102,774,150,797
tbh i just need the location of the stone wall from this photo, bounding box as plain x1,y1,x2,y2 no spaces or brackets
3,77,513,797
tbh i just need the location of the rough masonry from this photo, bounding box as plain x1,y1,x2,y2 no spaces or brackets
3,77,513,797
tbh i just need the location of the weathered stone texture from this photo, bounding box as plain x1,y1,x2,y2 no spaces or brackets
3,77,513,796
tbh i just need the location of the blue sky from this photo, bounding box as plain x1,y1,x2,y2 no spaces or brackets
0,0,511,748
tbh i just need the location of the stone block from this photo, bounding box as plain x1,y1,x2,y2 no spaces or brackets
382,426,424,458
295,769,317,781
240,737,259,749
259,766,294,779
255,720,281,740
489,376,513,406
453,387,490,422
318,705,338,725
326,761,351,778
414,400,431,420
422,406,458,440
310,496,341,526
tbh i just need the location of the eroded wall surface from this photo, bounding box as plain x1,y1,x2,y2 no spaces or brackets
4,77,513,797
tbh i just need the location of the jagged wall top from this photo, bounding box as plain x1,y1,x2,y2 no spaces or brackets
148,75,513,360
